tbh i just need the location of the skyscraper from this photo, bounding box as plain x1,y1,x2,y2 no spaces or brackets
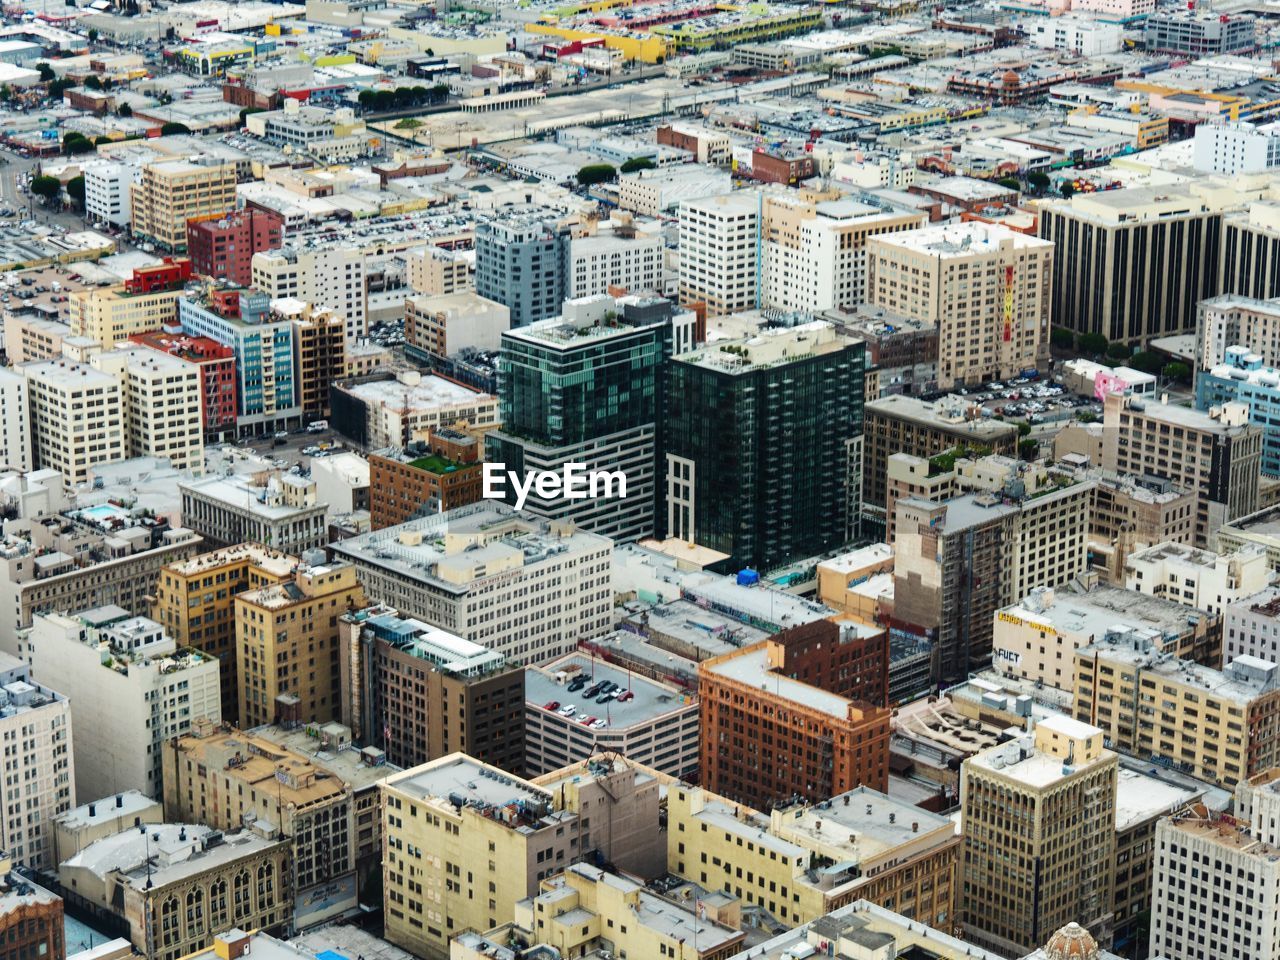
474,214,571,327
961,715,1118,957
487,294,697,542
661,318,864,571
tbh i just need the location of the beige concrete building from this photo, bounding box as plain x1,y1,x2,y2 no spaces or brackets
1150,776,1280,960
69,284,185,348
1124,540,1269,615
1197,292,1280,370
58,823,290,960
5,315,71,364
960,715,1118,957
23,357,124,488
163,720,359,929
235,560,366,729
1074,632,1280,787
867,222,1053,390
53,791,162,866
510,863,744,960
761,192,924,312
130,159,238,253
993,582,1221,690
816,542,895,619
863,394,1019,533
27,606,220,803
406,246,471,296
0,508,202,635
666,782,959,930
91,347,205,475
677,191,760,316
1103,392,1262,548
152,543,298,721
381,753,663,959
1086,472,1196,583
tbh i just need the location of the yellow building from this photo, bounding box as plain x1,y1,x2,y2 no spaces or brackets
162,719,360,929
816,543,895,619
68,284,186,348
235,560,365,728
666,782,959,929
509,863,744,960
131,159,238,253
153,543,298,724
382,753,665,960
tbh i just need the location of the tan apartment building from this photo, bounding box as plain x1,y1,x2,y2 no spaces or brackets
862,394,1018,535
1074,632,1280,787
381,753,663,959
91,347,205,475
5,315,69,364
131,159,238,253
69,284,185,348
960,715,1118,957
1102,392,1262,547
162,720,359,929
666,783,959,930
867,222,1053,390
761,191,924,312
235,560,366,728
406,245,472,295
152,544,299,726
1087,472,1197,583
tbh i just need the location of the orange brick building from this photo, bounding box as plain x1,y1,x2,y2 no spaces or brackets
368,429,484,529
698,620,891,810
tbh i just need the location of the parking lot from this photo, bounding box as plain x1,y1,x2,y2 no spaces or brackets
954,376,1103,426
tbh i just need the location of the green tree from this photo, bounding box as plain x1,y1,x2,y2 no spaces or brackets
88,28,98,42
372,89,395,111
1018,438,1039,460
29,175,61,204
357,89,376,112
430,83,449,102
391,86,412,108
1163,361,1192,383
237,106,263,124
1061,181,1076,198
160,121,190,136
620,156,656,173
1018,421,1032,437
117,102,132,118
62,133,93,155
1106,341,1131,360
576,163,616,186
84,75,102,91
47,78,73,99
410,85,429,104
0,85,11,102
1128,350,1163,374
1078,332,1108,356
66,175,85,209
997,177,1021,192
36,63,54,83
1027,171,1050,193
1050,326,1075,349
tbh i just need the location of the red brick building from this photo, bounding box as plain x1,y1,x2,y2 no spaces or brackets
124,256,194,294
698,620,891,809
186,208,283,288
750,148,817,186
368,430,484,529
0,873,63,960
129,331,238,440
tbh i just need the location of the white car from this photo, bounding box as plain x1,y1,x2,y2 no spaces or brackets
557,704,576,717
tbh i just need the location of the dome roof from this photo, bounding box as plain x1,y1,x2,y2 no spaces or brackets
1002,69,1021,84
1045,923,1099,960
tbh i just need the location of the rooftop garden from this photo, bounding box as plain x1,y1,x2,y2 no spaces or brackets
410,454,462,474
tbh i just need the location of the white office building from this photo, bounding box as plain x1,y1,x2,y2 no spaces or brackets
23,358,125,488
677,192,761,317
568,231,664,299
26,605,219,803
83,161,141,229
0,366,31,472
1194,121,1280,175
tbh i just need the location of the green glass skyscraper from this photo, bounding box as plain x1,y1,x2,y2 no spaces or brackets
661,319,865,572
486,295,697,541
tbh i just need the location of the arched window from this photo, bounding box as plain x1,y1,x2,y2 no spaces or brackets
160,896,180,946
185,887,204,936
209,879,228,928
256,862,274,901
233,869,251,919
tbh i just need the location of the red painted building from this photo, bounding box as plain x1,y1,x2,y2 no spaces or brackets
124,257,194,294
186,208,283,288
129,331,238,439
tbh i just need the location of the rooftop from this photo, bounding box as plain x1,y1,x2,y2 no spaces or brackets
354,608,507,676
704,644,859,720
774,785,955,860
179,474,323,521
1115,766,1204,833
340,373,492,411
62,824,284,889
1003,582,1213,646
57,791,157,831
867,393,1019,437
167,543,299,579
385,755,558,829
527,653,695,732
1078,633,1280,704
873,220,1051,257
